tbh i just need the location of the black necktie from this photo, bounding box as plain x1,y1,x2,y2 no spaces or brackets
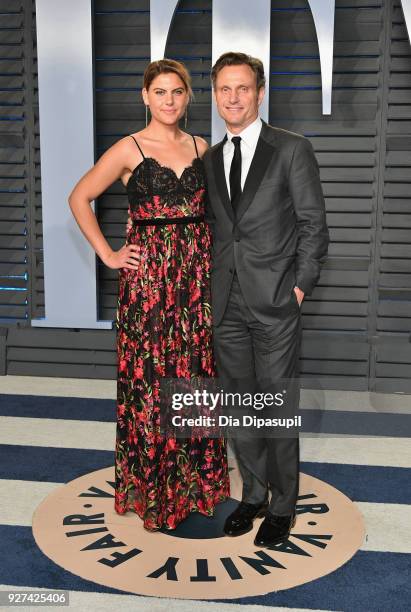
229,136,242,211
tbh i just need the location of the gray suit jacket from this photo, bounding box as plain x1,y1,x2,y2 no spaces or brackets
203,120,329,326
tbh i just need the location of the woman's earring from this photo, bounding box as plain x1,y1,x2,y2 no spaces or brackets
145,105,149,127
184,106,188,129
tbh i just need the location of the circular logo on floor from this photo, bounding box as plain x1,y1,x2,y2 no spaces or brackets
32,463,365,599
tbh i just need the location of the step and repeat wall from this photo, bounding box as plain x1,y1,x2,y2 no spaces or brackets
1,0,410,392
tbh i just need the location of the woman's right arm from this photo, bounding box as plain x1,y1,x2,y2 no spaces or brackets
68,137,140,270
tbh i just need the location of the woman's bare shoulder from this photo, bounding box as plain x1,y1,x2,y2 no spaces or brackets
120,131,146,147
116,131,147,160
192,135,209,156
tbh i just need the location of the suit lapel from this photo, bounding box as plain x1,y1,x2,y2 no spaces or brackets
211,136,234,222
235,123,276,223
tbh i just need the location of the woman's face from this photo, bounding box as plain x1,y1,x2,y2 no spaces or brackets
142,72,189,126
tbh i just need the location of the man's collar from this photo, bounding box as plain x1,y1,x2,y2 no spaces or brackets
225,116,262,147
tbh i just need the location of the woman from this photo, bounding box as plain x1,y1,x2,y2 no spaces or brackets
68,59,230,531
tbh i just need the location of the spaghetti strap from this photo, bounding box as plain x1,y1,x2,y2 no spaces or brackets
130,135,145,159
192,134,200,158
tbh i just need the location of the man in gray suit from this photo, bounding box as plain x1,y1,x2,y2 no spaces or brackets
203,52,329,547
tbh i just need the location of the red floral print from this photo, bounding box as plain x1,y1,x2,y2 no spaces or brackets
114,155,230,531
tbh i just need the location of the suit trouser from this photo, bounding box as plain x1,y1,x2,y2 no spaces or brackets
213,273,301,516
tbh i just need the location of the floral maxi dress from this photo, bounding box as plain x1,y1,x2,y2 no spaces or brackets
114,135,230,530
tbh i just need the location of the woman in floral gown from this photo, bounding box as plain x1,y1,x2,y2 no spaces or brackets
68,59,230,531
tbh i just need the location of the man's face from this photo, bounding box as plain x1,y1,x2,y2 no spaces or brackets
213,63,265,132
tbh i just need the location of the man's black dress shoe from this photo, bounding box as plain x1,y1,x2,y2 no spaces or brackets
223,499,269,536
253,511,296,547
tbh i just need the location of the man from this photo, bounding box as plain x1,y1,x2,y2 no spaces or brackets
203,52,329,547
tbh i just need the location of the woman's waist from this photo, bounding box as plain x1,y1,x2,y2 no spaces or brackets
129,214,205,227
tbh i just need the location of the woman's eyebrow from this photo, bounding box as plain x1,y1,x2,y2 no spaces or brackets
152,87,184,92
